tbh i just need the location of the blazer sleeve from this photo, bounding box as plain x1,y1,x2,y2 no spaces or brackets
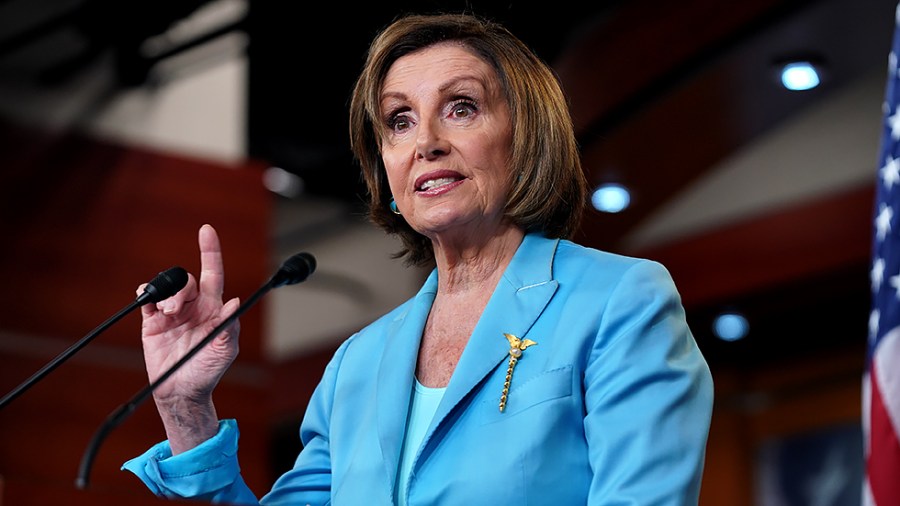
583,259,714,505
121,418,261,505
121,338,351,506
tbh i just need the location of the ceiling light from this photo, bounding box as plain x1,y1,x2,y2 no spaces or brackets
264,166,304,198
591,183,631,213
712,312,749,342
780,61,820,91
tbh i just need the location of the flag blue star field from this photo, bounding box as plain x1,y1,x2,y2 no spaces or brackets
866,3,900,505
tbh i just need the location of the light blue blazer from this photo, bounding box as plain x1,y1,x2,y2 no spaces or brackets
124,233,714,505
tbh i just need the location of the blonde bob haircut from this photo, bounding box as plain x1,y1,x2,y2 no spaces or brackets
349,12,587,267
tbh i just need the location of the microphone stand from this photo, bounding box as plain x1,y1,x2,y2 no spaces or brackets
75,252,314,490
0,266,186,411
0,301,142,410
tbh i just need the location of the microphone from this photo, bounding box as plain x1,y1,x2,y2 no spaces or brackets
75,252,317,490
270,252,316,288
136,266,190,305
0,266,188,411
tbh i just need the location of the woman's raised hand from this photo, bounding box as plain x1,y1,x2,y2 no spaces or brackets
137,224,241,453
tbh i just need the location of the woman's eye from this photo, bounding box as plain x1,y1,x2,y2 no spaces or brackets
451,103,476,118
388,115,411,132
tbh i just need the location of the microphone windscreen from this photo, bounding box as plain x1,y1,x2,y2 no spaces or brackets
141,266,189,304
272,252,316,287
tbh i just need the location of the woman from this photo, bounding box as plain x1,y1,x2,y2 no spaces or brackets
124,12,714,505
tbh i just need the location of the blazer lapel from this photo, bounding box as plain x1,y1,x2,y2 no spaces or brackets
374,270,438,494
423,234,560,449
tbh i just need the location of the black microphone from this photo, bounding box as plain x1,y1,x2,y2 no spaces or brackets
136,266,190,305
75,252,317,490
270,252,316,288
0,266,188,411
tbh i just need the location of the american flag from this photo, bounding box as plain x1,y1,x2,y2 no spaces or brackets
866,3,900,504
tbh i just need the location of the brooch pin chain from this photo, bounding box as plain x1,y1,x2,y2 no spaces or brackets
499,333,537,412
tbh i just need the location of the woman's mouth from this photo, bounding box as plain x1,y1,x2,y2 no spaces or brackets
417,177,460,191
414,171,465,194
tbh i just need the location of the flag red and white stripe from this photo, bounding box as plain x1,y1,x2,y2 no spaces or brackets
865,329,900,504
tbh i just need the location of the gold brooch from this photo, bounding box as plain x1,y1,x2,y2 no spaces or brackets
499,333,537,412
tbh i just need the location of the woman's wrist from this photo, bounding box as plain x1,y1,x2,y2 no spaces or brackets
155,396,219,455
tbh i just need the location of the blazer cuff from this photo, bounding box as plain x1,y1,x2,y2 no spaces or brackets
121,418,241,498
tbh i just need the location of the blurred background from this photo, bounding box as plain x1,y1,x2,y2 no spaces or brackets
0,0,891,504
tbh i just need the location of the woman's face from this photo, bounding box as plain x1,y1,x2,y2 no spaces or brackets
379,42,514,242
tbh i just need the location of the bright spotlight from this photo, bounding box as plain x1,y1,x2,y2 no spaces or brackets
591,183,631,213
713,312,749,342
780,61,820,91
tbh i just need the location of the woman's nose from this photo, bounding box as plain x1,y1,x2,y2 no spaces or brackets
415,117,450,160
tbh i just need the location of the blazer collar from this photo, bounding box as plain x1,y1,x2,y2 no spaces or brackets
374,232,560,491
428,232,559,433
375,272,437,491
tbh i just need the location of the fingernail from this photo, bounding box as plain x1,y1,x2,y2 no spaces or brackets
162,300,176,314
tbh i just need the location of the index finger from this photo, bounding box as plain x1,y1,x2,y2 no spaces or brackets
198,223,225,298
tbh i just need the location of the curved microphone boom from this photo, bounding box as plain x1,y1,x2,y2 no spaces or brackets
76,252,317,489
0,266,188,411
